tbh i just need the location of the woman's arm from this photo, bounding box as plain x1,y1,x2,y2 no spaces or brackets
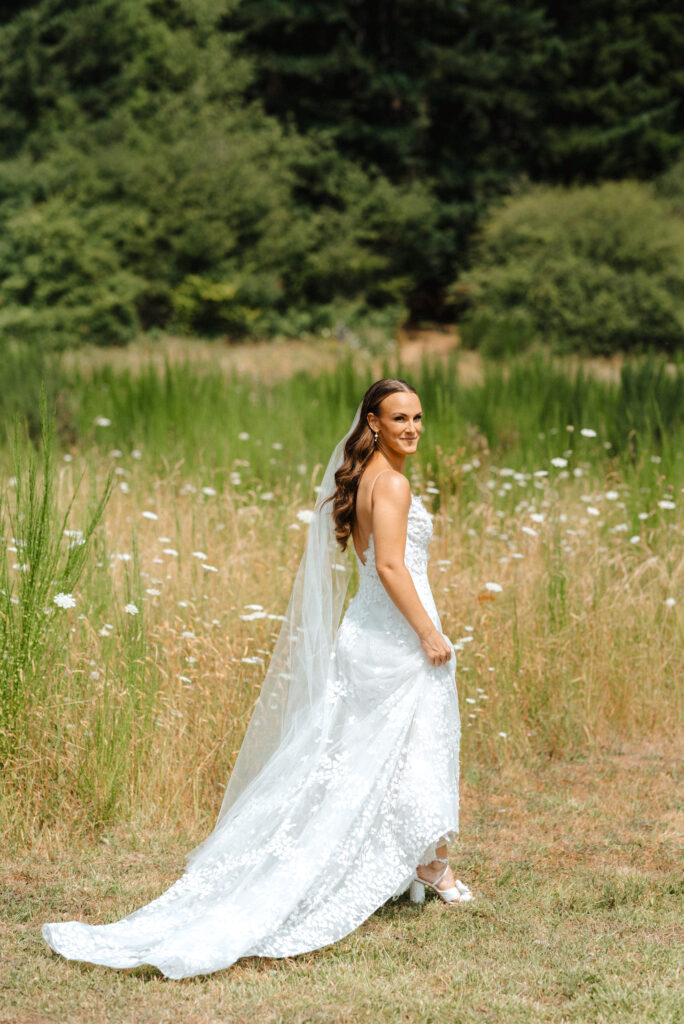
371,473,452,667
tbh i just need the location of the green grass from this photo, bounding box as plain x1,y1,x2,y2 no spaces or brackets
1,748,681,1023
0,344,681,1020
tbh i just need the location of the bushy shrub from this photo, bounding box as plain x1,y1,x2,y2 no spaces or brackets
453,182,684,354
0,197,143,348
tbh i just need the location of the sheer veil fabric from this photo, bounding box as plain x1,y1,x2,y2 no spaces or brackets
41,406,461,979
201,406,361,834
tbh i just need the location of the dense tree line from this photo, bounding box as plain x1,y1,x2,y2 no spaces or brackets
0,0,682,347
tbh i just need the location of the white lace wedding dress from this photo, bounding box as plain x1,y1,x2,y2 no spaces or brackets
42,493,460,978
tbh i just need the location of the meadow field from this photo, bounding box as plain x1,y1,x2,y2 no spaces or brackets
1,342,682,1023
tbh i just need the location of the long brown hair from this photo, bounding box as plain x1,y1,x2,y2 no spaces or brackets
327,378,418,551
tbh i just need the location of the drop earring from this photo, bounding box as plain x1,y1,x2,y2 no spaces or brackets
373,430,379,446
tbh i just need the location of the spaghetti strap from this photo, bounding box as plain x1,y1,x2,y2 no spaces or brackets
368,468,395,502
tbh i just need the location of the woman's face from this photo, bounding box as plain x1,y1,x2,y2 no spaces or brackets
369,391,423,456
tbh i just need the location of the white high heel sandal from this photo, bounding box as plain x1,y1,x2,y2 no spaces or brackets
409,856,474,905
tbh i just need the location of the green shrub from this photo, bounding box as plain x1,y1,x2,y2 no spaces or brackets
453,182,684,354
0,198,143,348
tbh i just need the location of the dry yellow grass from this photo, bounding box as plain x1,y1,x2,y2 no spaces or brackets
1,744,681,1023
3,451,681,847
57,328,643,388
1,348,682,1021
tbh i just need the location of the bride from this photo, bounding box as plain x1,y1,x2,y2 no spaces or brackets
42,377,472,979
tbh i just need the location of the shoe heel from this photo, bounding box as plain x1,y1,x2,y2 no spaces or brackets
409,880,425,904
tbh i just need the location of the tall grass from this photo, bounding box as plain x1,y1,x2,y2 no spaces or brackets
0,412,111,764
0,350,681,846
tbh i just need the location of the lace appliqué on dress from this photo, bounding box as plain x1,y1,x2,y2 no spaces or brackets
42,493,460,978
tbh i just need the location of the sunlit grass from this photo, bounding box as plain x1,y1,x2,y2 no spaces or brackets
2,746,681,1023
0,350,681,845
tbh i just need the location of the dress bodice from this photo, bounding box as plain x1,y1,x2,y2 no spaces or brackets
356,493,432,577
351,494,436,635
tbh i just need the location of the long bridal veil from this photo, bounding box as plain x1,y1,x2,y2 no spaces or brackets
186,405,360,862
42,398,462,977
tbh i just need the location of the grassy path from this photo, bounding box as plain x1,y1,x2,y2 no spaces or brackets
2,744,681,1024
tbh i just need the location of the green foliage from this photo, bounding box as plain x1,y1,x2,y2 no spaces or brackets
0,196,144,347
0,339,62,438
0,0,683,340
454,182,684,354
536,1,684,182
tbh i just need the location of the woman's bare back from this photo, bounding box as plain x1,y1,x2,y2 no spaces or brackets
352,466,398,564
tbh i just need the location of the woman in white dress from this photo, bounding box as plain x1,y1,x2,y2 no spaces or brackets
42,378,471,979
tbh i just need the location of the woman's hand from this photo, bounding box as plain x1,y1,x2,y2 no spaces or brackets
420,627,452,667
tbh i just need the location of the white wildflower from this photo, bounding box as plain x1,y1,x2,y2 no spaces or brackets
550,457,568,468
238,432,250,441
192,551,207,560
260,492,274,501
296,509,315,524
124,603,139,616
142,511,158,521
484,582,503,593
202,564,218,573
163,548,179,557
521,525,537,537
580,428,597,438
605,490,619,501
586,506,600,516
93,416,111,427
53,592,76,609
629,536,641,545
664,597,676,608
146,588,161,596
658,500,676,510
202,486,217,496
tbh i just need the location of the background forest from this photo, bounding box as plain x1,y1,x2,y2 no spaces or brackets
1,0,683,352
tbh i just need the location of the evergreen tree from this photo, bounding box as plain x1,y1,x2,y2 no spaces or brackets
536,0,684,182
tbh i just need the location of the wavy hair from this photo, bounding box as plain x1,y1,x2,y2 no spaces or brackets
327,378,417,551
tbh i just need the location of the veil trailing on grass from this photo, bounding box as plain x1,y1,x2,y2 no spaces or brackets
42,394,463,978
187,405,360,855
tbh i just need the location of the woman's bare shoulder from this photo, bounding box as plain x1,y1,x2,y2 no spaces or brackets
370,468,410,503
